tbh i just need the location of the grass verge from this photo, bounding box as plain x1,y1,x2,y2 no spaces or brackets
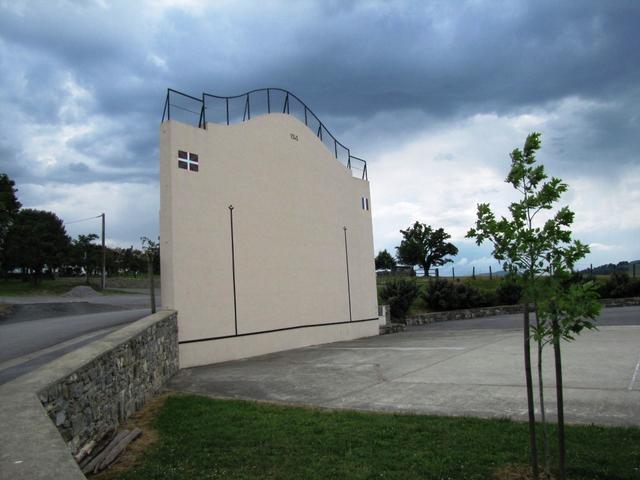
0,277,92,296
0,275,160,296
107,394,640,480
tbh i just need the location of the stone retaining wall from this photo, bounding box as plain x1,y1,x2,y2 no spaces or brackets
405,297,640,326
0,310,178,480
38,312,179,454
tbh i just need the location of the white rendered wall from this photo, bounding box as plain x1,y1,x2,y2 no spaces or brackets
160,114,378,367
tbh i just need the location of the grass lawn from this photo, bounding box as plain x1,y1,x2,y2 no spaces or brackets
105,395,640,480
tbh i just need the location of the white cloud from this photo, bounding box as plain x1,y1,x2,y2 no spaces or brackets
369,99,640,271
589,243,618,252
20,181,159,248
148,53,168,71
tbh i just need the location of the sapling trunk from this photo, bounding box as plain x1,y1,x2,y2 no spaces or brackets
535,305,551,477
553,318,566,480
523,305,540,480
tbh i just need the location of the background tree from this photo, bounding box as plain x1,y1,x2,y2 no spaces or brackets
4,209,70,284
396,222,458,277
0,173,22,275
467,132,600,479
375,249,396,270
71,234,100,285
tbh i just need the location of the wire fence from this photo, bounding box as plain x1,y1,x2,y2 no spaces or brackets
162,88,367,180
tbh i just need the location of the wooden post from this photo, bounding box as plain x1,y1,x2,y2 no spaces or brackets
452,267,455,280
489,265,493,280
435,268,439,279
101,213,106,290
590,263,593,277
148,254,156,314
472,266,475,280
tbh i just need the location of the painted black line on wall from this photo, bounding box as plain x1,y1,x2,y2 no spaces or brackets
229,205,238,335
179,317,379,345
343,226,352,322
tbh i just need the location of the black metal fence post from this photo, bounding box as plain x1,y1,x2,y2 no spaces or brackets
489,266,493,280
162,90,169,122
267,88,271,114
472,266,476,280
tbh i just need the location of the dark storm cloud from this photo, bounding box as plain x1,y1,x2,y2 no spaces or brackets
6,1,638,120
3,2,639,122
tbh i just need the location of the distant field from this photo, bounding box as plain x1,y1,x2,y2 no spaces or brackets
0,275,159,296
0,277,91,296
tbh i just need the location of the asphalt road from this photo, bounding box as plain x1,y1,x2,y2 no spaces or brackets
0,308,151,364
0,292,157,384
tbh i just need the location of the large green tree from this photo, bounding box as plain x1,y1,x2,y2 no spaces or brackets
4,209,71,284
396,222,458,277
467,132,600,479
0,173,22,274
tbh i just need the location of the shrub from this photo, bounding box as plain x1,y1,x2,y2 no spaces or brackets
379,279,419,321
495,276,523,305
598,273,640,299
421,280,490,311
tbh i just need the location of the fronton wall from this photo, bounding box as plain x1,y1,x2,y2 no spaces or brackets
160,114,378,367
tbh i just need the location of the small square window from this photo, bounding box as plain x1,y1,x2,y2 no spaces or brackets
177,150,199,172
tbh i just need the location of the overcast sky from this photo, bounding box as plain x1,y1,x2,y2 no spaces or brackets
1,0,638,274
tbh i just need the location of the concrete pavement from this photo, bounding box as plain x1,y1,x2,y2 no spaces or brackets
170,306,640,427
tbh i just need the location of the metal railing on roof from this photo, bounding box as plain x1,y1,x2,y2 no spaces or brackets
161,88,367,180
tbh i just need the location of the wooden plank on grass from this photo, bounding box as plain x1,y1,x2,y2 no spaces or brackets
97,428,142,472
82,430,129,474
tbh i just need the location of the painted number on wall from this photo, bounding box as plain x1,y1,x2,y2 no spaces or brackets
290,133,298,141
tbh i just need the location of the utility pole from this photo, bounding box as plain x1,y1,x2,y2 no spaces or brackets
101,213,106,290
